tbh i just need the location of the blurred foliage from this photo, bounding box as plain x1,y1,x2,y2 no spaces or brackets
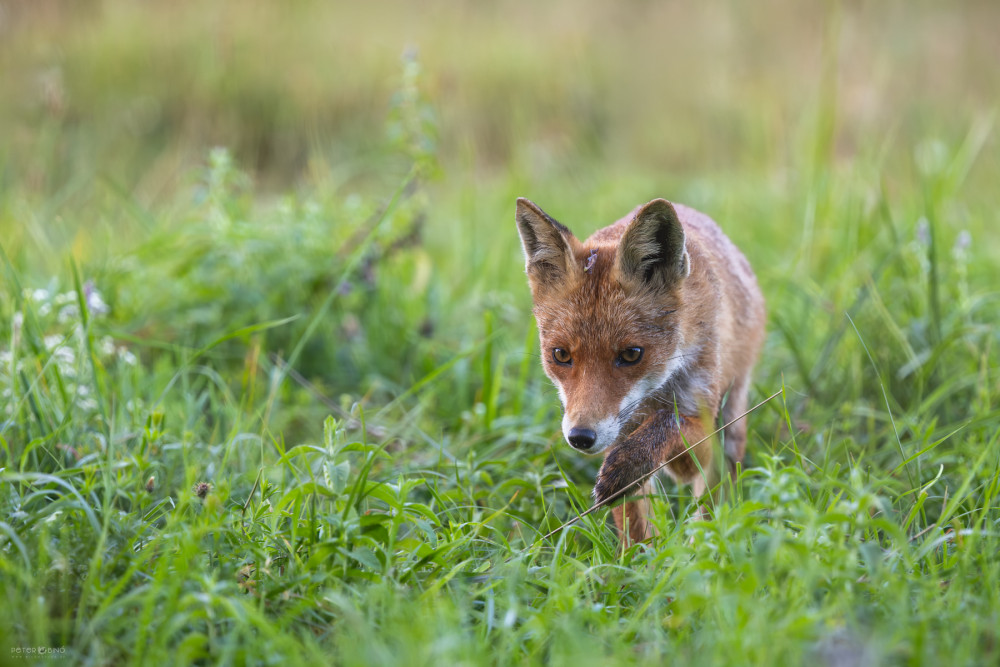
2,1,998,194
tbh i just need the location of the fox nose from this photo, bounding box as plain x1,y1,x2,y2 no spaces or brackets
567,427,597,451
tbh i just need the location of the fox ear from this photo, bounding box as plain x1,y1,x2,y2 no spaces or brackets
515,198,578,285
617,199,689,289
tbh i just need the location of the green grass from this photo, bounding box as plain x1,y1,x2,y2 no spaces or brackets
2,2,1000,665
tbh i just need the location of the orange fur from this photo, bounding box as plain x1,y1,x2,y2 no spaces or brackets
516,197,766,545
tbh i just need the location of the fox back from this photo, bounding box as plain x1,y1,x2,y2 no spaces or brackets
516,197,765,541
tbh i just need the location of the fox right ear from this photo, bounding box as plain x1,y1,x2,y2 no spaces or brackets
617,199,690,290
515,198,578,285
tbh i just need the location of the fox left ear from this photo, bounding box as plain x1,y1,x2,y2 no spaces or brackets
617,199,690,289
515,198,580,287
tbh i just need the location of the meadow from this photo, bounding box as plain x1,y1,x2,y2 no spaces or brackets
1,1,999,664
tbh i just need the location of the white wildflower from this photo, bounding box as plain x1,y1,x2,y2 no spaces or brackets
53,291,77,306
117,348,138,366
57,304,80,324
31,288,50,302
83,281,110,317
99,336,116,357
43,335,61,350
53,346,76,367
86,290,109,316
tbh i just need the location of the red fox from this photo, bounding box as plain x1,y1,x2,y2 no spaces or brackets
516,198,766,545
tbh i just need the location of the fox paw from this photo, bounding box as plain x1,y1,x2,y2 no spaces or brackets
592,474,614,506
593,448,635,505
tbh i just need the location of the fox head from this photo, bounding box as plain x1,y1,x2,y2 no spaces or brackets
516,198,691,454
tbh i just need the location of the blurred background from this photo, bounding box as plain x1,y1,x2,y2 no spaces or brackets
3,1,997,214
1,0,997,437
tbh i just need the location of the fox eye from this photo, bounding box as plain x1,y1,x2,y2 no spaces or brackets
552,348,572,365
617,347,643,366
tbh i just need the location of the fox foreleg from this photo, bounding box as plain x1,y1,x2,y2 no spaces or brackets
594,409,714,544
